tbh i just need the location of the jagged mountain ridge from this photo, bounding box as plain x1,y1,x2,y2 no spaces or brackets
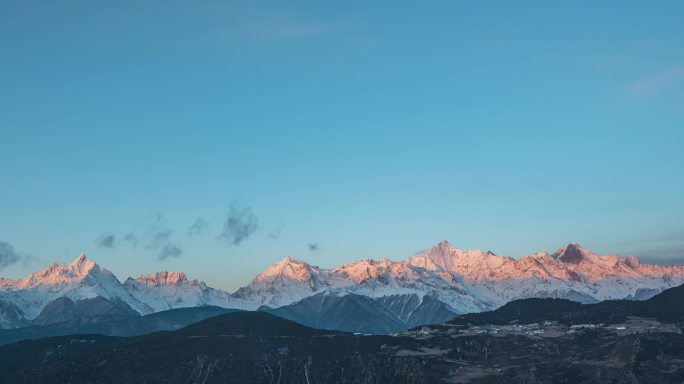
266,292,459,334
123,271,237,312
238,241,684,313
1,241,683,331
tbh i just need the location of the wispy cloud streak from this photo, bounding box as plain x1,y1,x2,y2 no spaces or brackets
0,241,25,270
624,65,684,96
188,218,209,237
97,233,116,249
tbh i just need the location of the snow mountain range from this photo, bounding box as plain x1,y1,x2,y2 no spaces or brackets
1,241,683,332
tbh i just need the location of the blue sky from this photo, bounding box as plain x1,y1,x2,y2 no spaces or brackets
1,1,683,290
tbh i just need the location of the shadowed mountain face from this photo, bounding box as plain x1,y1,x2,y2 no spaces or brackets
265,293,457,334
0,303,241,346
379,293,457,329
0,299,26,329
265,293,405,334
31,296,139,326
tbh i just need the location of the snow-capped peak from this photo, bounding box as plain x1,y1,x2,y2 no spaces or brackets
408,240,460,268
252,256,318,284
132,271,190,287
234,257,335,309
69,253,96,275
16,253,101,290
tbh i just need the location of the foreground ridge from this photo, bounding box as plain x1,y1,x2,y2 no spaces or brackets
3,305,684,383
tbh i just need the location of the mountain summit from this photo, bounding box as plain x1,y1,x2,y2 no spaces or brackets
0,254,151,319
252,256,319,284
69,253,95,273
553,243,595,264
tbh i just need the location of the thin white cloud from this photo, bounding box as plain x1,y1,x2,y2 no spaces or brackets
623,65,684,96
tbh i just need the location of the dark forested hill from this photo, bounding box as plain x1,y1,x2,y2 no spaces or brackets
449,282,684,327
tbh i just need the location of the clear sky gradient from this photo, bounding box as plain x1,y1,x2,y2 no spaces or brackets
1,1,683,291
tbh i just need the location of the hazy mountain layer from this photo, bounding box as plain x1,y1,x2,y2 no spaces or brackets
0,304,240,346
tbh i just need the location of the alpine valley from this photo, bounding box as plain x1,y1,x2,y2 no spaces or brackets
2,241,683,336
